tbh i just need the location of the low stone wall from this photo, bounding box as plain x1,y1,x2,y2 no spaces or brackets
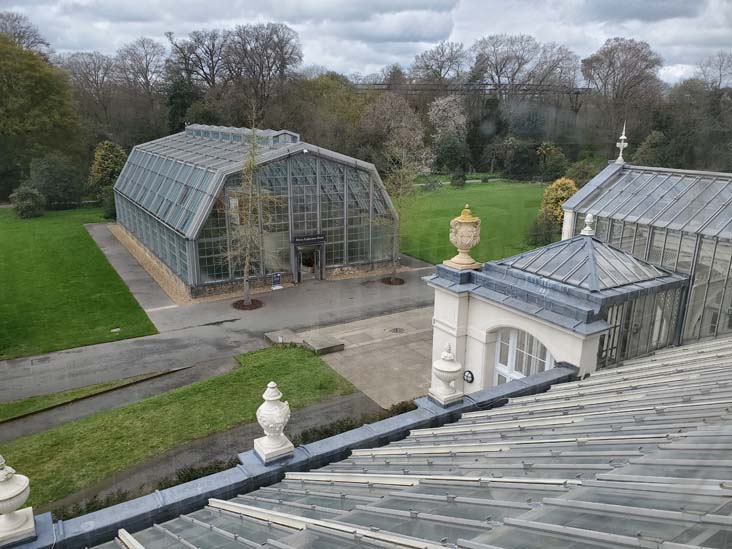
109,224,193,305
19,365,577,549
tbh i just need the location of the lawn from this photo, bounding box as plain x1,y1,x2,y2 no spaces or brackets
0,379,131,422
400,180,546,264
2,346,355,509
0,208,156,359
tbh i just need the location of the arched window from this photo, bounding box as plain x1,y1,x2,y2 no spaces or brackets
494,328,554,384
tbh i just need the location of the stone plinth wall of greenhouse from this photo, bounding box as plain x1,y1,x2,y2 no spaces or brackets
113,125,396,296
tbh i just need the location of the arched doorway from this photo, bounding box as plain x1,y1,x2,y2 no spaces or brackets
494,327,555,385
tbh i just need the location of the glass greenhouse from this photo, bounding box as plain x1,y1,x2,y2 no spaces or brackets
114,124,397,296
563,163,732,344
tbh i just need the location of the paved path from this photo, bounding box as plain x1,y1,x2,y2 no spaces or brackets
1,271,433,401
299,307,433,407
39,391,381,514
2,223,434,401
0,357,242,443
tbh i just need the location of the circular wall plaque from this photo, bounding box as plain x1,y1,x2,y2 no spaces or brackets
463,370,474,383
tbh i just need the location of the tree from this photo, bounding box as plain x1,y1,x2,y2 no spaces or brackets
360,93,429,281
411,41,468,83
470,35,577,102
223,115,279,309
88,141,127,197
24,153,83,208
115,37,166,101
565,157,605,187
166,29,228,89
697,50,732,89
166,76,202,132
632,130,672,167
10,183,45,218
536,142,568,181
0,35,80,200
63,51,115,126
581,38,663,142
428,95,469,174
224,23,302,122
0,11,48,54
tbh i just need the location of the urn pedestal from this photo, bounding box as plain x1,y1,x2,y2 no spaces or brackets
253,382,294,464
0,456,35,547
428,344,464,406
443,204,482,270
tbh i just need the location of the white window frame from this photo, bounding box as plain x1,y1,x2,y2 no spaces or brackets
494,328,554,385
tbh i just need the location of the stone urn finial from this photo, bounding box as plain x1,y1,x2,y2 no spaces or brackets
0,456,36,546
428,344,464,406
254,382,294,464
443,204,481,270
580,213,595,236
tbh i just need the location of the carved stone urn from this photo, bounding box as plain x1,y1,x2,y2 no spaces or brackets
443,204,482,270
0,456,35,546
254,382,294,464
428,344,464,406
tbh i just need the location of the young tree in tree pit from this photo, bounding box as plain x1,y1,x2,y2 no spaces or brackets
226,123,261,308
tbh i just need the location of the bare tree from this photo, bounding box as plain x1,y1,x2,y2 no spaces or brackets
411,41,468,83
581,37,663,136
226,122,261,308
0,11,48,53
167,29,228,89
698,50,732,89
115,37,167,101
63,51,115,125
470,34,577,104
224,23,302,120
361,93,430,281
224,106,280,307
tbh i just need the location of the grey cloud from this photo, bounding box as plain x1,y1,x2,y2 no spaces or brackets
59,1,163,23
576,0,707,23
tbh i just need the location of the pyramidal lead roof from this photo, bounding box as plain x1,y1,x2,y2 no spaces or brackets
495,234,668,292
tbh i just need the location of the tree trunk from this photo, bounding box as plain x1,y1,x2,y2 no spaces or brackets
391,221,400,281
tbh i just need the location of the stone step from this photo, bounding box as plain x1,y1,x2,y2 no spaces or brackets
303,333,345,355
265,329,304,345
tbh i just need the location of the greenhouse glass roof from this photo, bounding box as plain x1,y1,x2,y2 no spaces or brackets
563,164,732,239
93,336,732,549
113,124,385,239
495,234,668,292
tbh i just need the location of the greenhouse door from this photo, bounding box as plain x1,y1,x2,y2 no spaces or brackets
294,243,324,283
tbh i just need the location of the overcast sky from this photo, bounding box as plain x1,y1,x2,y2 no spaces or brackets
2,0,731,82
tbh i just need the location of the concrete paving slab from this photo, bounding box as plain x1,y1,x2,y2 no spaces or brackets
302,333,345,355
264,330,303,345
298,307,433,407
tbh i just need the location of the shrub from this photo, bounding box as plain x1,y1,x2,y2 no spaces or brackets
450,167,466,187
88,141,127,198
527,209,560,246
565,157,605,187
25,153,83,208
100,186,116,219
537,142,568,182
540,177,578,225
10,184,45,218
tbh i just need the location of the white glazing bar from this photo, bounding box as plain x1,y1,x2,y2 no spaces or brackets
208,498,446,549
117,529,146,549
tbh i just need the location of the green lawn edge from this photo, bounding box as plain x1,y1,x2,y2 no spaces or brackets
0,208,157,360
2,346,355,509
400,180,545,265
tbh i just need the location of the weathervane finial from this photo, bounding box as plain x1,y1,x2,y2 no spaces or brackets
615,121,628,164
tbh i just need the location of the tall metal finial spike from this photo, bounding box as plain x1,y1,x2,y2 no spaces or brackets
615,122,628,164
